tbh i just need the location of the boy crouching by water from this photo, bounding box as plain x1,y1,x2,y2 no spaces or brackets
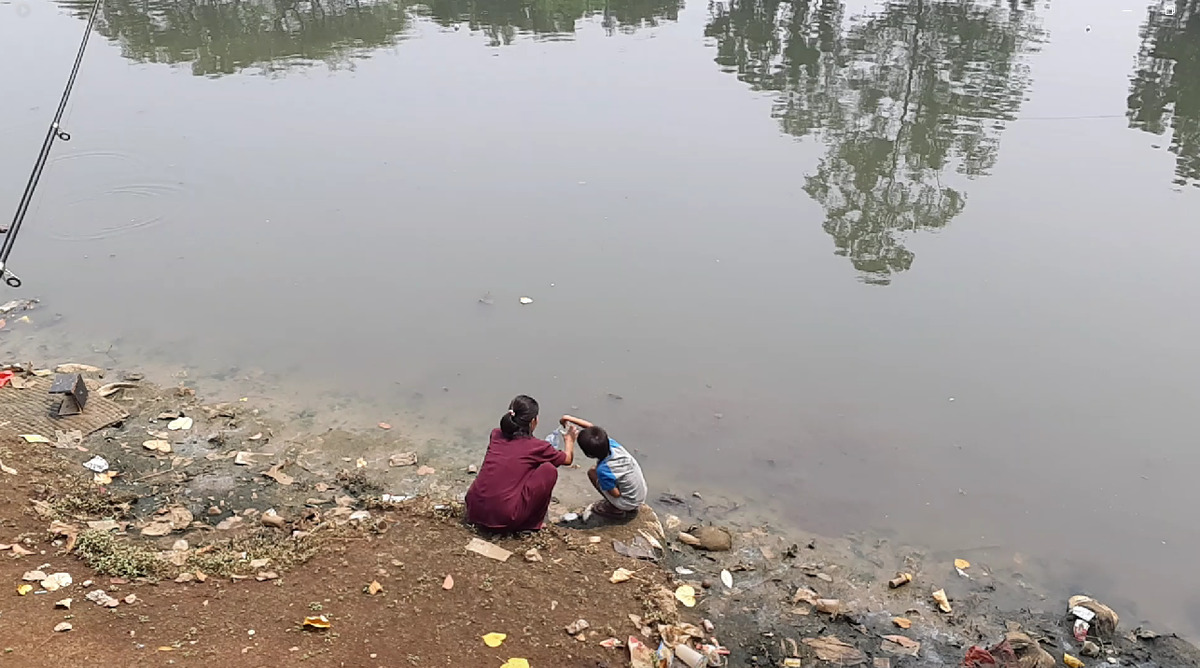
560,414,647,519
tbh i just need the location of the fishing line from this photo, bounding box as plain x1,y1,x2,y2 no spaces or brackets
0,0,103,289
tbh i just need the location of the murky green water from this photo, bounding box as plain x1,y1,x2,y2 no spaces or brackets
3,0,1200,638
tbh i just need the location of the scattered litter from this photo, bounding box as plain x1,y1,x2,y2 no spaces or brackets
261,510,287,528
17,584,33,596
678,531,700,546
54,622,72,633
97,382,137,397
613,537,657,561
880,635,920,657
56,363,101,374
815,572,834,583
674,584,697,607
500,660,530,668
82,456,109,473
41,573,72,592
815,599,841,615
600,637,623,649
378,422,392,430
367,581,383,595
255,571,278,581
803,636,867,665
888,572,913,589
233,452,260,466
518,297,534,305
675,567,695,575
303,615,331,629
442,574,454,590
355,457,367,468
416,465,435,476
85,589,119,607
20,434,50,443
11,544,33,556
610,568,635,584
124,594,137,604
793,587,819,605
1069,595,1119,638
465,538,512,562
380,494,411,503
524,548,543,563
142,440,172,453
175,573,194,583
215,516,245,531
263,463,295,486
933,589,952,613
388,452,417,467
483,632,507,647
720,569,733,589
55,598,72,609
588,536,602,544
167,416,193,431
22,570,47,582
249,558,270,569
565,619,590,635
0,460,15,475
93,471,117,485
638,531,664,552
892,617,912,629
629,636,654,668
1063,654,1084,668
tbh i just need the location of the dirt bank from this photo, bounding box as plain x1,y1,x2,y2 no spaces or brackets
1,361,1198,667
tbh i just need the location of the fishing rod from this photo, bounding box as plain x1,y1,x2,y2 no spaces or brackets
0,0,104,289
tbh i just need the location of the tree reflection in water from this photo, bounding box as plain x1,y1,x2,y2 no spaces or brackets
1128,0,1200,189
707,0,1044,284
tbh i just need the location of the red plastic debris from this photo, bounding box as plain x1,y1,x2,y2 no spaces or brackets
0,371,13,388
961,646,998,667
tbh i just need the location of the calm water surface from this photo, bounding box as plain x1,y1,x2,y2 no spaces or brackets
3,0,1200,638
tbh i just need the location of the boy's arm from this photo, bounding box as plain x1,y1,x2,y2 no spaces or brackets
560,414,595,429
561,425,576,467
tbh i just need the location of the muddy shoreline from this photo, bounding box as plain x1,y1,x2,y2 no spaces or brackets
1,359,1198,666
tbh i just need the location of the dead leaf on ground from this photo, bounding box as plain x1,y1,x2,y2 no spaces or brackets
610,567,635,584
880,635,920,657
954,558,971,570
674,584,697,607
143,440,172,453
303,615,331,629
367,580,383,595
892,617,912,629
803,636,867,665
263,462,295,486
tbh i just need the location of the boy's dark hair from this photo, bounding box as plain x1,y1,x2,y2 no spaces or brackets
577,426,611,460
